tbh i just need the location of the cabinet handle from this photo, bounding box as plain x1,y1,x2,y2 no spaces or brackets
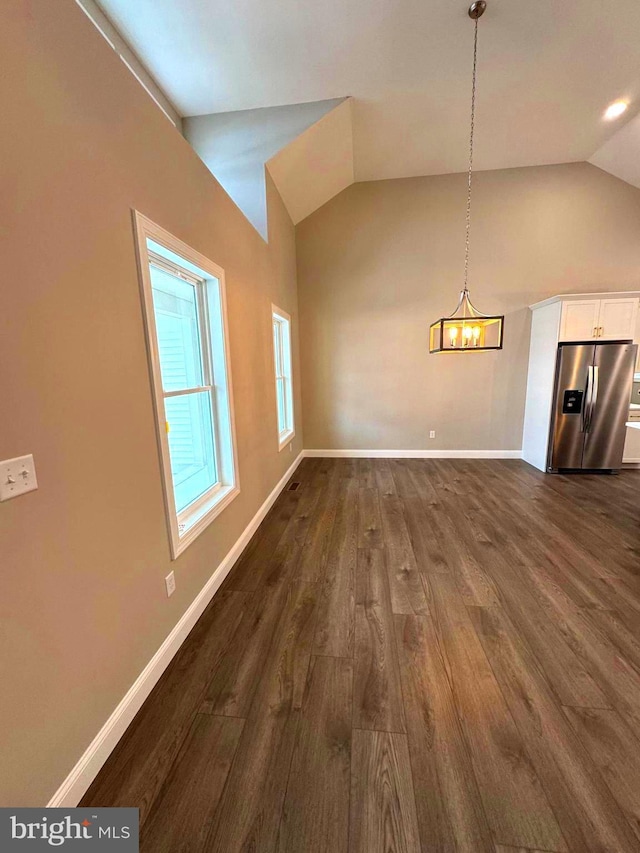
599,326,603,337
593,326,597,337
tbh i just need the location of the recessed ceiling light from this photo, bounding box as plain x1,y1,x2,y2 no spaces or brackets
604,100,628,120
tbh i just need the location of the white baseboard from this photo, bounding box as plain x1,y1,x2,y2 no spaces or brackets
303,449,523,459
47,451,304,808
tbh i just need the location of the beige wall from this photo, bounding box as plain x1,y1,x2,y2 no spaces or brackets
0,1,302,805
297,163,640,450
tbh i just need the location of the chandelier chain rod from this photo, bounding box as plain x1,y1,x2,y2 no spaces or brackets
463,14,479,294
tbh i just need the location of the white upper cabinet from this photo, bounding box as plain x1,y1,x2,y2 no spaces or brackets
559,300,601,341
559,297,638,342
597,298,639,340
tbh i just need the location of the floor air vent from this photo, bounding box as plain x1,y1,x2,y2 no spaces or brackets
288,482,301,491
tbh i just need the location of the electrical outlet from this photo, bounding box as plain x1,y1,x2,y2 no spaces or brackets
429,430,436,439
165,571,176,597
289,443,293,453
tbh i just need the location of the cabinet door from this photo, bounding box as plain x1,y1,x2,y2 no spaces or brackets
598,298,639,340
559,300,600,341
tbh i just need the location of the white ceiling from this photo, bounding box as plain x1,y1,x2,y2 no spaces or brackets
98,0,640,182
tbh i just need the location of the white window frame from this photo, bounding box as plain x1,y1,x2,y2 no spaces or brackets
271,305,295,450
133,211,239,559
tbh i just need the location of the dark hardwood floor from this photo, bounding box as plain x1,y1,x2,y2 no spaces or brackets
81,458,640,852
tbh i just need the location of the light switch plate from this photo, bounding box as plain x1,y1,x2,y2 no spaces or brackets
0,454,38,502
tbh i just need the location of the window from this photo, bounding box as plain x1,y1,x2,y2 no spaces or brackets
134,212,239,558
272,306,295,449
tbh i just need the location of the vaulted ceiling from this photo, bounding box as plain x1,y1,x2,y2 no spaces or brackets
95,0,640,183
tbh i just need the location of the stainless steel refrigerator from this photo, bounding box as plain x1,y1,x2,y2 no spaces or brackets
547,341,637,472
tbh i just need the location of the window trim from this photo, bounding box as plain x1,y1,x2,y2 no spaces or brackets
133,211,240,559
271,305,295,451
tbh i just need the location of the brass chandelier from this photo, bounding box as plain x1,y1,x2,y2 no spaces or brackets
429,0,504,353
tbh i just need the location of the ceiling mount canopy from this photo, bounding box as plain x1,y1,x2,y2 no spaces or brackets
429,0,504,354
468,1,487,20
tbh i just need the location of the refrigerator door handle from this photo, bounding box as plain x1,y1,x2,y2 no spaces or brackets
587,365,599,433
582,366,592,433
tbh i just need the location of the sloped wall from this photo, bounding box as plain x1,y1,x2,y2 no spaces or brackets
1,0,302,805
185,98,345,239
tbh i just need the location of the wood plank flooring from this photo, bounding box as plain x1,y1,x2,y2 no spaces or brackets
81,458,640,852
